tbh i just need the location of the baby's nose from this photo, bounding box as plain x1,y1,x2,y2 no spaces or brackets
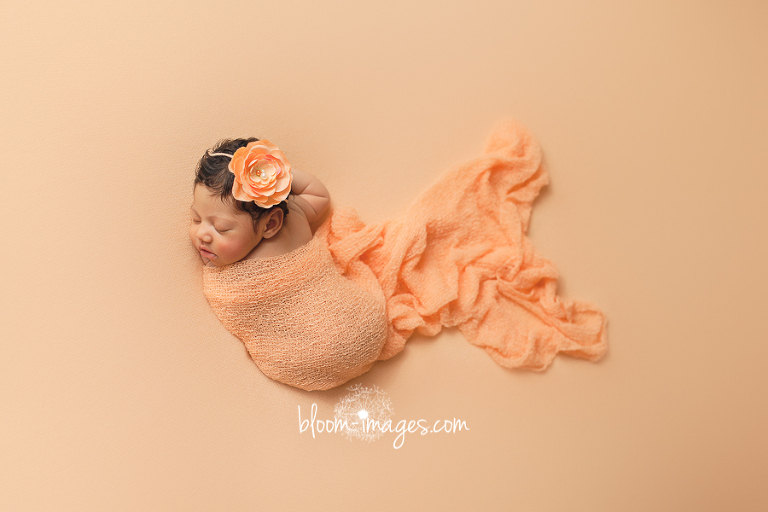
196,225,213,242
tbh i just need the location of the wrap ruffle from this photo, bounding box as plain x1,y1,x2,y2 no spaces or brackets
323,120,607,370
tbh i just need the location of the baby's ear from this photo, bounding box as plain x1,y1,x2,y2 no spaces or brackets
261,207,284,238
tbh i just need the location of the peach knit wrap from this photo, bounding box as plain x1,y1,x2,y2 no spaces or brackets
203,121,607,391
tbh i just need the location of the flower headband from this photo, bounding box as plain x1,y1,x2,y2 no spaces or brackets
210,140,293,209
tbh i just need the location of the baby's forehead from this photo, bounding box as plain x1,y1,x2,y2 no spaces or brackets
192,187,244,218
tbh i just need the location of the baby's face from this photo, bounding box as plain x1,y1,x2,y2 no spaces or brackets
189,185,262,267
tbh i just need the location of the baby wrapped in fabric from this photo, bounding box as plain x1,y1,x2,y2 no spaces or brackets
198,121,607,391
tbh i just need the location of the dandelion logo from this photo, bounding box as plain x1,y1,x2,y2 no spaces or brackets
334,384,394,442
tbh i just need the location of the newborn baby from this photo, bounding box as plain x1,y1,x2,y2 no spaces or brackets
191,124,608,391
191,139,387,390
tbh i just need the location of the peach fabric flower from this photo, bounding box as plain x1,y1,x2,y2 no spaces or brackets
229,140,292,208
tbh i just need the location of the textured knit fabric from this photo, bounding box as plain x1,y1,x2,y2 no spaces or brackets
203,231,388,391
203,121,608,391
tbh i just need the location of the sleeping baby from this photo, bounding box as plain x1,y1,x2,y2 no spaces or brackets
190,123,608,391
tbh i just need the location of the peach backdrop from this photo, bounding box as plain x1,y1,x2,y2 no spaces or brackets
2,1,766,510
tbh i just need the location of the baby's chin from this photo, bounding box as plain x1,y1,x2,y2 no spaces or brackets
206,256,240,268
204,255,225,267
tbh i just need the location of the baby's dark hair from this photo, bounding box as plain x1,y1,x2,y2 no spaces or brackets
193,138,289,227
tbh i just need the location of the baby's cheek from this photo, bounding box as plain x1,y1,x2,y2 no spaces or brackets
218,239,243,259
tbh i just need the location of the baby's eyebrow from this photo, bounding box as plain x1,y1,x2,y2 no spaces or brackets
190,207,227,221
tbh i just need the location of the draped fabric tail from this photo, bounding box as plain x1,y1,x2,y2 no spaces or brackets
323,120,607,370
